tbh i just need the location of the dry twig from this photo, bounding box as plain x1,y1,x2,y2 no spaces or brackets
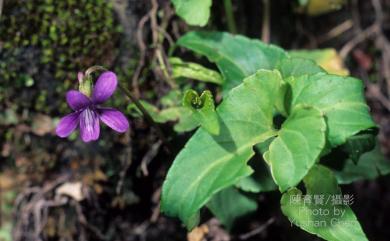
238,217,275,240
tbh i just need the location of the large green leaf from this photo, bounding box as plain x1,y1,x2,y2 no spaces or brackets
287,73,376,148
207,187,257,229
277,57,325,79
161,70,282,228
171,0,212,26
177,31,287,92
281,165,368,241
264,105,326,192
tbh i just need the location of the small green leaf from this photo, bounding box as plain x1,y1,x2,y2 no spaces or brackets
303,0,346,16
0,223,12,241
173,107,200,133
127,100,199,133
169,57,223,85
161,70,282,229
161,89,183,107
340,131,376,163
297,0,309,6
127,100,180,123
334,143,390,184
264,105,326,192
287,73,377,148
236,156,277,193
281,165,368,241
171,0,212,26
207,187,257,230
183,89,219,135
177,31,287,93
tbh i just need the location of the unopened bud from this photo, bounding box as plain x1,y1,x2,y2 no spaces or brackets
78,71,92,97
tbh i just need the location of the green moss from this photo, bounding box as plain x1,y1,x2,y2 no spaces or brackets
0,0,122,112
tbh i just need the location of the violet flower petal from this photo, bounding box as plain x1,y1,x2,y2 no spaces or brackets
80,108,100,142
99,108,129,133
92,71,118,104
66,90,91,110
56,112,80,137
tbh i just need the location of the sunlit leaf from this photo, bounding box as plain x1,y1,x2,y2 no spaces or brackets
298,0,347,16
289,49,349,76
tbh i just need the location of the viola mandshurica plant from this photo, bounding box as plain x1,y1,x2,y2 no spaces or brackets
159,31,388,241
56,70,129,142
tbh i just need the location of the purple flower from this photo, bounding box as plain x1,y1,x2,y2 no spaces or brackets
56,71,129,142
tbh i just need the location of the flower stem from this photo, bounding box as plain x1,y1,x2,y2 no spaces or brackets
117,84,171,152
223,0,237,34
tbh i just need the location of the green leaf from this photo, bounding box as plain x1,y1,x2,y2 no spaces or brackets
335,143,390,184
207,187,257,230
287,73,376,148
236,156,277,193
173,107,200,133
183,89,219,135
171,0,212,26
161,70,282,229
160,89,183,107
169,57,223,85
297,0,309,6
289,49,349,76
303,0,347,16
177,31,287,92
340,131,376,163
127,100,199,133
277,57,325,79
264,105,326,192
281,165,368,241
127,100,180,123
0,223,12,241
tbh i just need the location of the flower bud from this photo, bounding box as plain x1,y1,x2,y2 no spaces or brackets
78,72,93,97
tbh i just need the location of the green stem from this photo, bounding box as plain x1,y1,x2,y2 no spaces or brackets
223,0,237,34
156,48,177,89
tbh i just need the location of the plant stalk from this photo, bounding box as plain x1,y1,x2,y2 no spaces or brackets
261,0,270,43
117,84,171,152
223,0,237,34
